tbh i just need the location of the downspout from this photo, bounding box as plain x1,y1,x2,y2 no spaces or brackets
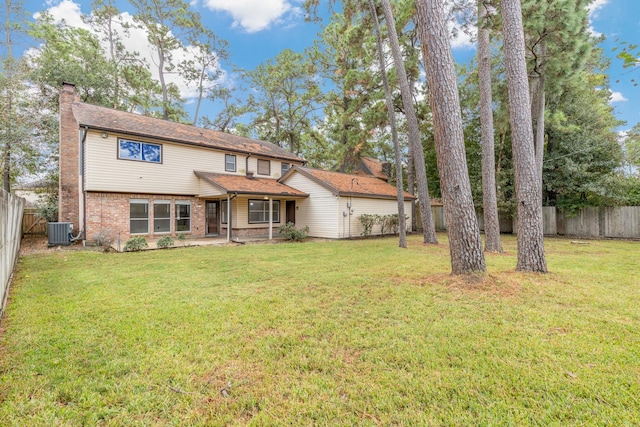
80,126,88,244
245,153,251,175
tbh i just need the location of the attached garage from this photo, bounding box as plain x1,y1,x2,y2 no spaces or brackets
279,167,415,239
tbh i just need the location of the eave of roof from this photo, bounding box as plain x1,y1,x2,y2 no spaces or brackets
195,171,308,197
72,102,305,163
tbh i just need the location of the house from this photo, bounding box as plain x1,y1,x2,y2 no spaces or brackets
14,179,55,208
280,167,414,239
58,82,413,243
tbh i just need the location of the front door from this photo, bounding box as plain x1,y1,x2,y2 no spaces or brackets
286,200,295,225
206,201,219,235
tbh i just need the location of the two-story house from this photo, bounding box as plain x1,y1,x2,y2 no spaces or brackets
58,83,414,244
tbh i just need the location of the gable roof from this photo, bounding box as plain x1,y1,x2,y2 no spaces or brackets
71,102,304,162
357,156,390,181
280,166,416,201
194,171,308,197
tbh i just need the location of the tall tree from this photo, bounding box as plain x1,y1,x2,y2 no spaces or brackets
415,0,486,274
368,0,407,248
500,0,547,272
179,34,229,125
380,0,437,245
243,48,322,155
522,0,592,195
129,0,201,120
477,0,502,252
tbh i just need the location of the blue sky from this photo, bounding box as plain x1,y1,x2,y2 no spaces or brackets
18,0,640,131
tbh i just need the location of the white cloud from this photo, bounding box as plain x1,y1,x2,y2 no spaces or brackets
36,0,87,29
610,90,628,103
587,0,609,17
203,0,302,33
586,0,609,36
37,1,227,102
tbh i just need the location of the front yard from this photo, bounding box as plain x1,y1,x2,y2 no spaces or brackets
1,235,639,425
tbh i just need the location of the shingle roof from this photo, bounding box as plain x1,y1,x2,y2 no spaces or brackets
358,156,389,180
71,102,304,162
281,166,416,200
194,171,308,197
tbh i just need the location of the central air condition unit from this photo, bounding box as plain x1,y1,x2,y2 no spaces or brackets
48,222,73,246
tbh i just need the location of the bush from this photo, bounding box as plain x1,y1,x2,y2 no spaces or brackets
278,222,309,242
177,232,189,246
359,214,378,236
156,236,174,248
123,236,148,252
93,229,115,252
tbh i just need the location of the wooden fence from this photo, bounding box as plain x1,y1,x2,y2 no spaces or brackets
427,205,640,239
1,189,25,320
22,208,48,236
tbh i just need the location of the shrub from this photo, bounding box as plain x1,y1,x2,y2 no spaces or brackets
123,236,148,252
177,232,188,246
156,236,174,248
359,214,378,236
278,222,309,242
93,229,115,252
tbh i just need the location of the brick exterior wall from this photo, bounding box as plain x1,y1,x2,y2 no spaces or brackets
84,192,207,244
58,83,81,230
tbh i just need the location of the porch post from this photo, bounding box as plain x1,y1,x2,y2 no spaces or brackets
227,194,231,242
268,196,273,240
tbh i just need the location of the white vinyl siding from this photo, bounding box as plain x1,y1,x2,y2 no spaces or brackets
86,131,304,194
340,197,413,237
85,131,248,194
281,171,413,239
281,172,339,239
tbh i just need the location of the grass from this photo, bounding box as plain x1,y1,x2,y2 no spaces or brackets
0,234,639,425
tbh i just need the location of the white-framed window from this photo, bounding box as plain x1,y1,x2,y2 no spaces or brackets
257,159,270,176
225,154,236,172
118,139,162,163
175,201,191,232
248,199,280,223
221,200,228,224
281,163,290,176
130,199,149,234
153,200,171,233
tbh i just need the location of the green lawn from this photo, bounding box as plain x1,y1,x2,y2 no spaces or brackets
1,234,639,425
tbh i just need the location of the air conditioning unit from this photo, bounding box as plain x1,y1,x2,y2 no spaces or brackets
48,222,73,246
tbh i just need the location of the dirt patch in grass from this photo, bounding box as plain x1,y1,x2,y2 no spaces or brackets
406,272,523,297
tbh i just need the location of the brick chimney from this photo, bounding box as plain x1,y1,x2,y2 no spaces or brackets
58,82,81,231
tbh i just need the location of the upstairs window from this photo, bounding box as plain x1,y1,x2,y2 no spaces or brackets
257,159,270,176
281,163,290,176
118,139,162,163
225,154,236,172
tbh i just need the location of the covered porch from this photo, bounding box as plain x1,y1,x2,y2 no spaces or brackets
194,171,308,242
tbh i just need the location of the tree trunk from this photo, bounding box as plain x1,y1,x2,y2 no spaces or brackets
368,0,406,248
3,0,13,192
500,0,547,272
477,1,502,253
381,0,437,244
415,0,486,274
